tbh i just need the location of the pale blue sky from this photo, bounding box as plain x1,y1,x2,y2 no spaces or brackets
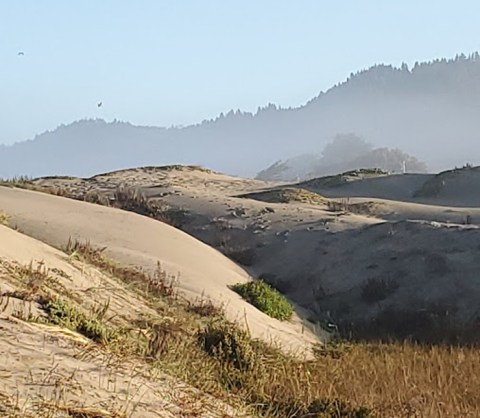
1,1,479,144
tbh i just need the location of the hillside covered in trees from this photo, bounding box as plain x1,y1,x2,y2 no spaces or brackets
256,134,428,181
1,53,479,178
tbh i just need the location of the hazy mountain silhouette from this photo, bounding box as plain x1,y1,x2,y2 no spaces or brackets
2,53,480,178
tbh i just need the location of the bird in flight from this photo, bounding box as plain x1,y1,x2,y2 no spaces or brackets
17,51,25,56
97,102,103,108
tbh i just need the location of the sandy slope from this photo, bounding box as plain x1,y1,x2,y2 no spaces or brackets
0,186,318,354
298,166,480,207
0,225,247,417
299,172,432,202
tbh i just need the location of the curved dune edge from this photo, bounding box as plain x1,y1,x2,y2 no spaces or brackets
0,186,318,355
0,226,248,417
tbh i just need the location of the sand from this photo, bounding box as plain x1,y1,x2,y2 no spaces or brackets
0,225,247,417
0,186,318,353
25,165,480,339
3,163,480,413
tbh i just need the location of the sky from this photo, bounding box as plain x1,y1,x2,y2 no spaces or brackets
1,0,480,145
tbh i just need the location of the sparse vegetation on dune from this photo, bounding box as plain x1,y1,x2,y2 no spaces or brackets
239,188,327,205
0,175,33,186
326,197,381,216
2,240,480,416
0,211,9,225
111,185,189,227
300,168,389,190
0,176,190,227
413,164,480,198
57,242,374,417
0,175,70,198
5,167,480,415
39,297,116,343
92,164,215,178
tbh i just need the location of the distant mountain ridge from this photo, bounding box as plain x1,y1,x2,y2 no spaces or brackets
2,53,480,178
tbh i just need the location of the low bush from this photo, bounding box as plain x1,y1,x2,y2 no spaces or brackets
197,321,256,371
40,297,115,343
231,280,293,320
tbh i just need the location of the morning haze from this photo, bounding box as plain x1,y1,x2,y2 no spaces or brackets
3,2,480,417
1,54,480,178
1,1,480,177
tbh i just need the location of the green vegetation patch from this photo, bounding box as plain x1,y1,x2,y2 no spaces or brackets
231,280,293,321
239,187,326,205
40,297,116,343
0,211,9,225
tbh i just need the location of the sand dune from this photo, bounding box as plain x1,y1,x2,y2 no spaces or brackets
0,224,252,416
0,186,317,354
299,172,431,202
8,164,480,344
298,166,480,207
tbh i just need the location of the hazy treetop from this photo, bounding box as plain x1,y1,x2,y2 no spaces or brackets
2,1,480,144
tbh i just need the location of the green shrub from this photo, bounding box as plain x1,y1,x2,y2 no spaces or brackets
231,280,293,321
40,297,115,343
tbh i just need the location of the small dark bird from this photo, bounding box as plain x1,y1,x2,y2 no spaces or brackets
17,51,25,56
97,102,103,108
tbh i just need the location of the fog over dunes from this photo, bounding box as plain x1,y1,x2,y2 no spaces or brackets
2,53,480,178
255,133,429,181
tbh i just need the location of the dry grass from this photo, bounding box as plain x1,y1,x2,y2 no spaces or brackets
0,175,33,187
1,259,76,304
186,296,225,317
3,242,480,417
22,402,124,418
3,175,480,416
317,342,480,417
65,238,178,300
0,176,69,197
326,198,381,216
53,240,480,417
0,178,183,227
0,380,128,418
0,211,9,225
111,186,189,227
239,188,327,205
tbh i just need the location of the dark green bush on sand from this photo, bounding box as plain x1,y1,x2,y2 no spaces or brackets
231,280,293,321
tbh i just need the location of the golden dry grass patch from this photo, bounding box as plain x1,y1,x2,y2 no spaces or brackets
2,236,480,417
306,342,480,417
62,241,480,417
0,211,9,225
